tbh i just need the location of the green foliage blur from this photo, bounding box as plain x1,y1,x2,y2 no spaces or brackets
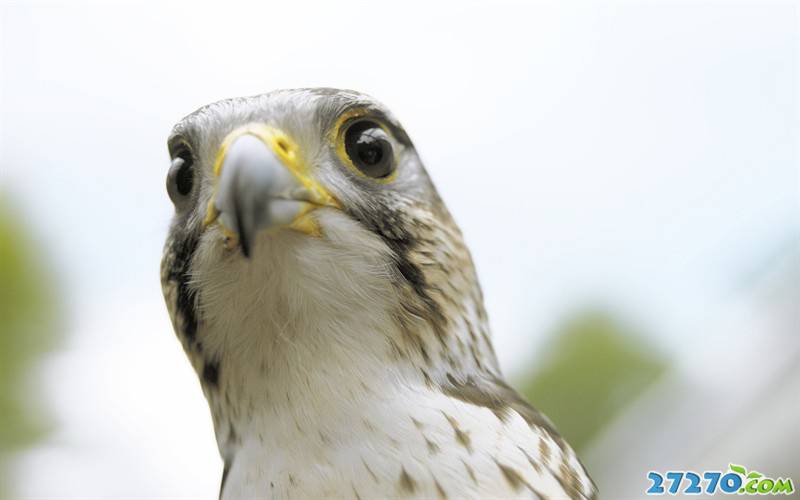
0,195,59,499
517,311,669,453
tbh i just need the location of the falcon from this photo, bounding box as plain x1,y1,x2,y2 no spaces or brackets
161,89,597,499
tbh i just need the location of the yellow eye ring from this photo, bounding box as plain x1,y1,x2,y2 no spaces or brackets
332,109,399,184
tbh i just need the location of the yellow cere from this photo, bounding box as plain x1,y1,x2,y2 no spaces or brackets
331,108,400,185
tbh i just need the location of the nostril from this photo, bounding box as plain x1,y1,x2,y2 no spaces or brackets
276,139,290,154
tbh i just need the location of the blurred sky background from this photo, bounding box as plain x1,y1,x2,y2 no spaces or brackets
1,1,797,498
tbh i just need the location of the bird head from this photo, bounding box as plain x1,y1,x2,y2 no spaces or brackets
162,89,498,396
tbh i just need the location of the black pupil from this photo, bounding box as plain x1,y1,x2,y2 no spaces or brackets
175,152,193,196
344,121,394,178
357,137,383,166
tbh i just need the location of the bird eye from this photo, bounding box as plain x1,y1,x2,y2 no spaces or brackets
167,148,195,205
343,120,395,179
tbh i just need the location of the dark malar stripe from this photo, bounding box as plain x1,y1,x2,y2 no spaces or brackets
176,278,198,343
349,208,450,343
168,228,201,347
383,234,449,332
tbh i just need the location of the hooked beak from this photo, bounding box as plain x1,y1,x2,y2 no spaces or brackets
203,124,339,257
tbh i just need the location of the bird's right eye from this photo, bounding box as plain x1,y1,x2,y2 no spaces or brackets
340,119,397,180
167,148,195,205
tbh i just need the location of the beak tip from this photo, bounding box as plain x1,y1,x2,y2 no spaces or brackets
229,195,251,258
239,226,252,259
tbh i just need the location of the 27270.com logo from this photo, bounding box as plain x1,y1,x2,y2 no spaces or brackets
646,464,794,496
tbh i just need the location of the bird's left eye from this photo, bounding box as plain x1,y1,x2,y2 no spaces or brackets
167,148,195,205
343,120,396,179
